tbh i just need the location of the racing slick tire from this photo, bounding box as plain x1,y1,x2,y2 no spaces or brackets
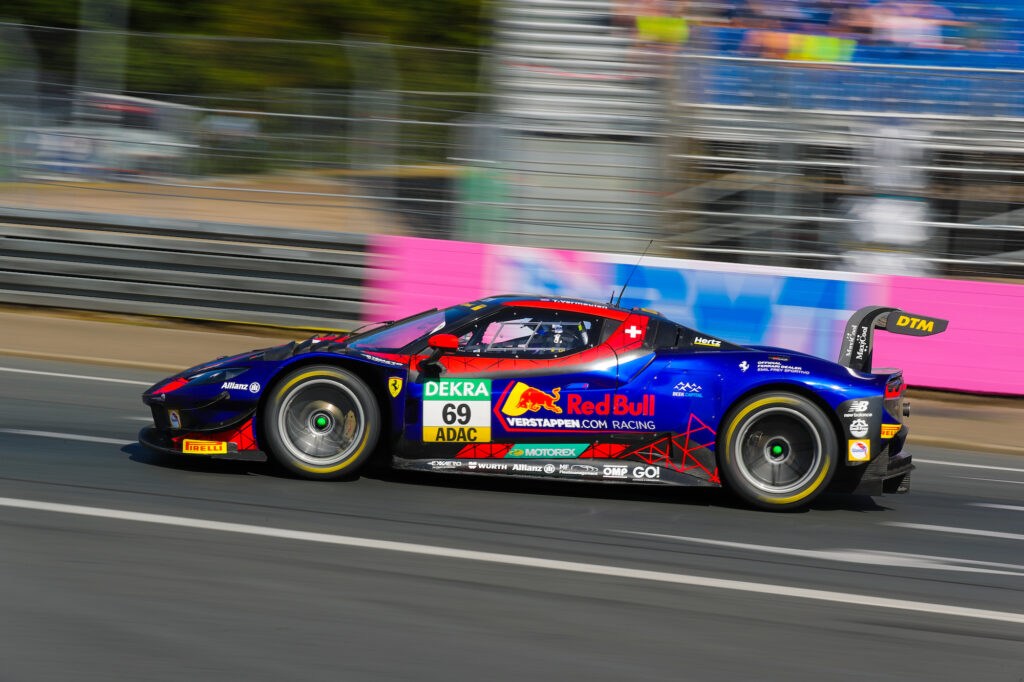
263,365,380,480
718,392,838,511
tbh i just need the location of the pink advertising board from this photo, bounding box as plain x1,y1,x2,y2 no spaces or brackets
873,275,1024,395
369,235,1024,395
367,236,608,322
367,236,490,321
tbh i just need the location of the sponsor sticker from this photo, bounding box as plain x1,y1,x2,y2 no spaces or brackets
423,379,491,442
425,427,488,443
559,463,599,476
601,464,659,479
739,361,749,372
506,444,589,458
693,336,721,348
755,360,809,375
505,416,606,429
182,439,227,455
220,378,249,391
842,400,874,420
511,463,544,473
543,463,556,474
502,382,562,416
855,326,869,362
894,315,935,333
168,409,181,429
427,460,461,470
848,439,870,462
388,377,403,398
472,461,506,472
881,424,900,439
631,465,660,480
498,382,656,432
672,381,703,398
541,298,605,309
361,354,405,368
849,418,869,438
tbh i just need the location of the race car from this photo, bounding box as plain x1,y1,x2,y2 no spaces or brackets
139,296,947,510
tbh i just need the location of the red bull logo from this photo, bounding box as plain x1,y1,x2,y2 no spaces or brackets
501,382,562,417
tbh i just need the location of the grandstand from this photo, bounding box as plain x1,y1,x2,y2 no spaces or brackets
486,0,1024,274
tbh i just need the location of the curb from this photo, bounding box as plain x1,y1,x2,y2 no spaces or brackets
0,348,182,373
906,435,1022,457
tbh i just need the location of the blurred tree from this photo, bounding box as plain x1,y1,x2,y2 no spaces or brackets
1,0,488,94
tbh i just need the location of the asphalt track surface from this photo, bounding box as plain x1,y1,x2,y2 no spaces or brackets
0,357,1022,681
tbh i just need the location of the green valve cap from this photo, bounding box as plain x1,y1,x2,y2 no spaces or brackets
315,416,328,428
772,445,783,455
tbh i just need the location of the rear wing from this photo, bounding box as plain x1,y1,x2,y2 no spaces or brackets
837,306,948,373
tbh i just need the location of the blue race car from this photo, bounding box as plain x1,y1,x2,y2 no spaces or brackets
139,296,947,510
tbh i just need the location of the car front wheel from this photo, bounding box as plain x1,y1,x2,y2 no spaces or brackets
262,365,380,480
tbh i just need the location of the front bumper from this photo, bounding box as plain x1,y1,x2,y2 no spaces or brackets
138,426,267,462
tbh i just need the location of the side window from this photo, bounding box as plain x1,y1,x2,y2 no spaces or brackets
454,309,604,358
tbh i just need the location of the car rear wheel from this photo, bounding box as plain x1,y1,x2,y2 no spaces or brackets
718,392,837,510
263,365,380,480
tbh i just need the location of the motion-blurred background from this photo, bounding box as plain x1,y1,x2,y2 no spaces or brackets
1,0,1022,393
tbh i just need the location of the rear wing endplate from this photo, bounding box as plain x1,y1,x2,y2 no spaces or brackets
837,306,948,373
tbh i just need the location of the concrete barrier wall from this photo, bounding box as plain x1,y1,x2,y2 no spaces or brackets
369,235,1024,395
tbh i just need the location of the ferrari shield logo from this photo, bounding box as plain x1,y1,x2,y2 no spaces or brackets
388,377,403,398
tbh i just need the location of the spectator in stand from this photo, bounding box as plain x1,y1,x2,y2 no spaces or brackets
829,0,877,39
736,0,858,60
868,1,966,49
613,0,690,71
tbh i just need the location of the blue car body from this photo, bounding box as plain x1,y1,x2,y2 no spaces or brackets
140,295,945,500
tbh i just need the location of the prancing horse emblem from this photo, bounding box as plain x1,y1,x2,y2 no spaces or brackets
388,377,403,398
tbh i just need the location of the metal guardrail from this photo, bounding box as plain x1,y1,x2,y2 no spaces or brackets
0,208,367,330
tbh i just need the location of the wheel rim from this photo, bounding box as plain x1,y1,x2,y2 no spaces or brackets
277,378,365,467
734,406,823,495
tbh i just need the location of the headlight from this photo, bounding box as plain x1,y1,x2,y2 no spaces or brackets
187,367,248,386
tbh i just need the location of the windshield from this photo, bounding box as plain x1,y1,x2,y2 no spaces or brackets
346,306,477,352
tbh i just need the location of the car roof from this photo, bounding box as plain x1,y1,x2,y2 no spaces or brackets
480,294,664,320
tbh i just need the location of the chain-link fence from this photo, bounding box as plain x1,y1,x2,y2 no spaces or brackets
0,23,483,237
2,12,1024,279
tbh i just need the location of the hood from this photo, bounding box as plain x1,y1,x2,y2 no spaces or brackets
144,334,351,397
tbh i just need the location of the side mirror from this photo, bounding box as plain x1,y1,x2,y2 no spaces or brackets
420,334,459,378
427,334,459,351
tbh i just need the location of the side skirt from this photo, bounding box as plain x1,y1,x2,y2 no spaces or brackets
392,456,720,487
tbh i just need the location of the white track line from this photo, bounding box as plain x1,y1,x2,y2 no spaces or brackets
0,429,132,446
1,496,1022,625
625,531,1024,577
916,459,1024,474
971,503,1024,513
886,522,1024,542
0,366,151,386
963,477,1024,486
